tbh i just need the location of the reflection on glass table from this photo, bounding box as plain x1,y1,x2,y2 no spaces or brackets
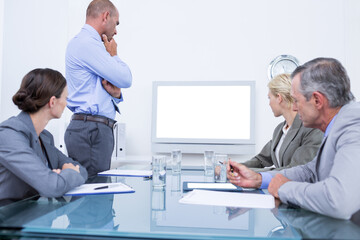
271,204,360,239
0,163,359,239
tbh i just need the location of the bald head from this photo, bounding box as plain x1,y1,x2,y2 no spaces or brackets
86,0,117,20
85,0,119,40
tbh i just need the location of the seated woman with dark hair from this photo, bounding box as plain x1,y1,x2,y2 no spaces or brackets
0,68,87,205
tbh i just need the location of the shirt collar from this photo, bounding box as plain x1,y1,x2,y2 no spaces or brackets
324,114,337,137
83,24,102,42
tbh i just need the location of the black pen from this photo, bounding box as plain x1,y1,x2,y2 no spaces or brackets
230,164,234,173
220,160,233,172
94,185,109,190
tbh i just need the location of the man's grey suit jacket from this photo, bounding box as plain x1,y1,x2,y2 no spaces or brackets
273,102,360,219
0,112,88,203
243,114,323,170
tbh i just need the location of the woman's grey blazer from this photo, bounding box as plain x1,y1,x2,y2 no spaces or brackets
242,114,323,170
0,112,88,203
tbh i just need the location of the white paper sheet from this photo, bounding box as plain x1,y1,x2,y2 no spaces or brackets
188,183,237,189
179,189,275,209
64,182,135,196
98,169,152,177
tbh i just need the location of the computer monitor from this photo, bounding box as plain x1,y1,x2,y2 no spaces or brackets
151,81,255,154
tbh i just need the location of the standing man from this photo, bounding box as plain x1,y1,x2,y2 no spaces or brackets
227,57,360,220
65,0,132,176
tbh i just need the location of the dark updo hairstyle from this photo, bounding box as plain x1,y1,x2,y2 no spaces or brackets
12,68,67,113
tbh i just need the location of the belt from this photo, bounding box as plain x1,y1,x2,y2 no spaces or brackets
71,114,116,128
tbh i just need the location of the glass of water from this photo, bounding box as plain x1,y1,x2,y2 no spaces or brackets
204,150,215,176
214,154,227,183
152,155,167,188
171,149,182,174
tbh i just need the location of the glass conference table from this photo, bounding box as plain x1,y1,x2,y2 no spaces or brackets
1,161,360,240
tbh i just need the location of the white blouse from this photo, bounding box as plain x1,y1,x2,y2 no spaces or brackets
274,124,291,167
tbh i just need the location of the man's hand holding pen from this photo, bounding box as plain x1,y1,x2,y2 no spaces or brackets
226,159,262,189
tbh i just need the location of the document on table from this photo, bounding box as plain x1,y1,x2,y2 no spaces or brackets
98,169,152,177
188,182,237,189
64,182,135,196
183,182,242,192
179,189,275,209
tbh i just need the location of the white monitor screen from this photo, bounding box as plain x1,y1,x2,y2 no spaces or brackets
152,81,255,148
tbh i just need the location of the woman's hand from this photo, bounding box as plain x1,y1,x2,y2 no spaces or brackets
62,163,80,173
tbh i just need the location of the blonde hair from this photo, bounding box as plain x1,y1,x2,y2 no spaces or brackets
267,73,293,105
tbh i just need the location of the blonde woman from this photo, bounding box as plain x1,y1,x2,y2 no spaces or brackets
242,73,323,171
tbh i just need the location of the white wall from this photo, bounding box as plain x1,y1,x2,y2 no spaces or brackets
344,0,360,99
0,0,4,108
0,0,69,151
114,0,360,158
1,0,360,160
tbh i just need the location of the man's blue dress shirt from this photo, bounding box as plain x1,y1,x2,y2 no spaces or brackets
66,24,132,120
259,114,337,189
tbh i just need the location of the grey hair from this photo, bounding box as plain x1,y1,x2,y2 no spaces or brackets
291,57,354,108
